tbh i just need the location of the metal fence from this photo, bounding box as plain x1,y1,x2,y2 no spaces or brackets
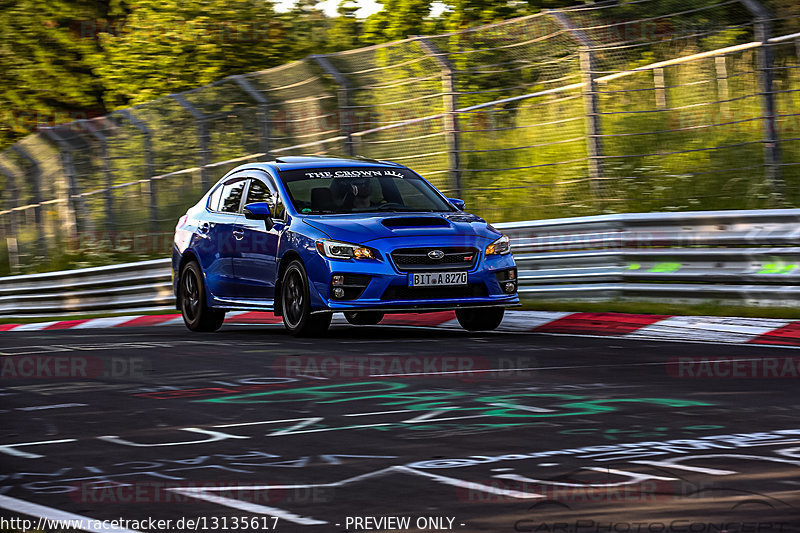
2,0,800,276
4,208,800,317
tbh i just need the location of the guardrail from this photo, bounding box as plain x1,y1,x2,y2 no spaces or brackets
504,209,800,306
0,258,173,317
3,208,800,317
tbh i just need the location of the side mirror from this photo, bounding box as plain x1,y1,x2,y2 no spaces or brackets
243,202,274,230
448,198,466,211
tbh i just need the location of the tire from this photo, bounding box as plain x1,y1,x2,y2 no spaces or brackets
455,307,504,331
344,311,384,326
281,260,331,336
179,261,225,332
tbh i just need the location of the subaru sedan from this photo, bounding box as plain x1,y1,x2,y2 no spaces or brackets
172,156,518,335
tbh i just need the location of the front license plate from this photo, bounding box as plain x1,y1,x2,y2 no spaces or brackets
409,271,468,287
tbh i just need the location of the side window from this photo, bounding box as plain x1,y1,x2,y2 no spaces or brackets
245,179,274,211
219,179,247,214
246,176,286,221
207,185,224,211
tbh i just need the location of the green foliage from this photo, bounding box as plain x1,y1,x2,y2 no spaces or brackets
89,0,288,108
329,1,363,51
361,0,437,43
0,0,115,149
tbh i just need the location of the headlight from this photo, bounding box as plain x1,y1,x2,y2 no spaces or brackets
316,239,378,260
485,234,511,255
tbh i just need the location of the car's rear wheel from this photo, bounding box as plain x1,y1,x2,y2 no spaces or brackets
180,261,225,332
455,307,504,331
281,260,331,336
344,311,384,326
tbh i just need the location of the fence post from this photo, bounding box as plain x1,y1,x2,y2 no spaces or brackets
170,93,212,190
796,38,800,82
0,161,19,272
231,75,271,157
418,37,461,198
739,0,784,202
41,127,89,236
11,145,47,257
653,68,668,110
312,55,355,156
79,119,115,232
116,109,158,232
548,10,604,202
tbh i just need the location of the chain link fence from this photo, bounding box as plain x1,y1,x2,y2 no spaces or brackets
1,0,799,275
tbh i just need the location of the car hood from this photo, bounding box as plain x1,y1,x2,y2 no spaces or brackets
301,212,501,244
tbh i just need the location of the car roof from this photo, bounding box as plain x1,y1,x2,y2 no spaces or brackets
237,155,405,173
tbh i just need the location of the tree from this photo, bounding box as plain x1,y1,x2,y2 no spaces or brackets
89,0,288,108
361,0,436,43
328,0,361,51
0,0,117,149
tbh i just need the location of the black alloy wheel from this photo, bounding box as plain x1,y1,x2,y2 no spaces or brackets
180,261,225,332
281,260,331,336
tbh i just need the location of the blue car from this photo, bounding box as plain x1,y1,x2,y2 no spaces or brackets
172,156,518,335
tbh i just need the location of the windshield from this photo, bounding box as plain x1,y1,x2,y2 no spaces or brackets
278,167,455,214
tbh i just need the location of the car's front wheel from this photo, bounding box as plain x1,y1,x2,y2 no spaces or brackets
180,261,225,332
455,307,504,331
281,260,331,336
344,311,384,326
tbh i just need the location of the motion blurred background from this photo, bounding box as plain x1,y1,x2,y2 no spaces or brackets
1,0,799,275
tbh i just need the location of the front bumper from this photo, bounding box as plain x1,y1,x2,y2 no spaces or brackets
306,243,519,313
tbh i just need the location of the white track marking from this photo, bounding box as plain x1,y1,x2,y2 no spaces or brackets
490,402,554,413
214,417,324,428
0,439,77,458
72,316,138,329
628,316,790,343
169,464,545,526
0,495,142,532
155,317,185,326
9,321,60,331
393,466,544,499
16,403,87,411
168,489,326,526
343,409,414,417
498,311,572,331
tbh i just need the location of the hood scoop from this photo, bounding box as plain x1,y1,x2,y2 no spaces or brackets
381,217,450,229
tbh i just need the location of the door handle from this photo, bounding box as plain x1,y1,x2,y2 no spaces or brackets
232,229,244,240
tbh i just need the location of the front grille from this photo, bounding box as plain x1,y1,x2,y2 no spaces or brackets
381,283,488,300
391,246,479,272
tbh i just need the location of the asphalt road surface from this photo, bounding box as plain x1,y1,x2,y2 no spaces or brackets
1,321,799,532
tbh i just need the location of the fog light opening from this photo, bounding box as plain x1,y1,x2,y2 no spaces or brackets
504,281,516,293
333,287,345,298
